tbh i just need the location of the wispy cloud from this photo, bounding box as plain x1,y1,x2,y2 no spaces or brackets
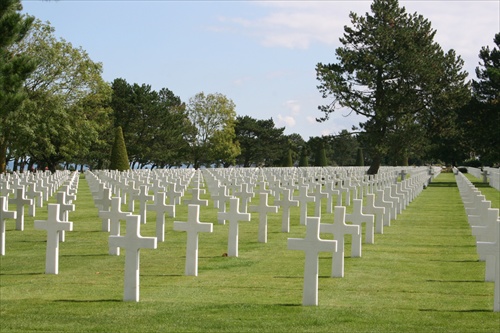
276,114,296,128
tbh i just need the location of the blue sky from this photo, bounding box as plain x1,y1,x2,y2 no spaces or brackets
21,0,500,140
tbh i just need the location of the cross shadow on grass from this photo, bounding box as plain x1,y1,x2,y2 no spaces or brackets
54,299,122,303
427,182,458,188
419,308,492,313
426,279,485,283
0,272,43,276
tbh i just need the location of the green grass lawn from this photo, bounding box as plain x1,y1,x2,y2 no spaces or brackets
0,172,499,332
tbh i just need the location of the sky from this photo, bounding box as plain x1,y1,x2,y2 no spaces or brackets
21,0,500,140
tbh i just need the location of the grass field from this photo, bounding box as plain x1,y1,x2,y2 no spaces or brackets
0,171,499,332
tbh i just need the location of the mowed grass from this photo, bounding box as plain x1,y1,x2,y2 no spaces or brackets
0,172,499,332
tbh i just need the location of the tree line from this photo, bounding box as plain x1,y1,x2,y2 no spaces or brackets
1,0,498,173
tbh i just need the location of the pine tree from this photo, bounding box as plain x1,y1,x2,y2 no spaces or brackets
283,149,293,167
356,148,364,166
109,126,130,171
299,147,309,167
314,141,328,167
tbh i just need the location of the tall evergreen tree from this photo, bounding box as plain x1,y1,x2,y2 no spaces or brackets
356,148,365,166
109,126,130,171
0,0,35,172
316,0,469,174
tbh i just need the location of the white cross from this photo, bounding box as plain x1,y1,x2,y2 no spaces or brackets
34,204,73,274
312,183,328,217
56,191,75,242
323,180,340,214
147,191,175,242
166,182,182,205
26,182,42,216
109,214,157,302
346,198,375,245
473,208,500,282
249,192,278,243
275,188,299,233
320,206,360,277
100,196,131,255
375,189,392,227
234,183,254,213
218,197,251,257
477,219,500,312
212,185,231,224
0,196,16,255
363,193,385,234
95,187,113,231
135,185,154,224
173,204,213,276
295,185,315,226
184,187,208,207
288,216,337,306
12,187,32,231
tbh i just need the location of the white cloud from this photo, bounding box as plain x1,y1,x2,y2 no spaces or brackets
284,100,301,115
216,1,499,79
276,114,296,128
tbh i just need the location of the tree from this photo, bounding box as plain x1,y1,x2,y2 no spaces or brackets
356,148,365,166
462,33,500,164
234,115,286,167
186,92,240,168
10,19,112,172
316,0,470,174
0,0,36,172
109,126,130,171
110,79,192,168
329,130,359,166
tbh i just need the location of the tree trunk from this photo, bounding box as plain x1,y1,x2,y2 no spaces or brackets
0,140,7,173
367,156,381,175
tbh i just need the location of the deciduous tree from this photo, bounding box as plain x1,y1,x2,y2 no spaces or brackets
0,0,36,172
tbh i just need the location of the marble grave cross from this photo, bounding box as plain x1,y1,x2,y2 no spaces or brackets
0,196,16,255
173,204,213,276
218,197,251,257
109,214,157,302
288,216,337,306
34,204,73,274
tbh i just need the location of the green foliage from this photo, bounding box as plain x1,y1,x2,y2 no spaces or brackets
235,116,286,167
0,0,36,172
186,92,240,168
9,19,112,171
109,126,130,171
283,149,293,167
316,0,470,174
355,147,364,166
298,146,309,167
111,78,192,168
329,130,359,166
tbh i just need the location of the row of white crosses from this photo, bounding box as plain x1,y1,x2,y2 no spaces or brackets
84,166,430,303
1,171,79,257
455,169,499,312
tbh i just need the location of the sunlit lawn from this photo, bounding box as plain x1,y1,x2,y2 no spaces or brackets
0,171,499,332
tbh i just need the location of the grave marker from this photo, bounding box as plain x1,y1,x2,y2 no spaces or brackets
288,216,337,306
249,192,278,243
476,219,500,312
0,196,16,255
320,206,361,277
12,187,32,231
34,204,73,274
109,214,157,302
100,197,131,255
173,204,213,276
276,188,299,233
218,197,251,257
147,191,175,242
